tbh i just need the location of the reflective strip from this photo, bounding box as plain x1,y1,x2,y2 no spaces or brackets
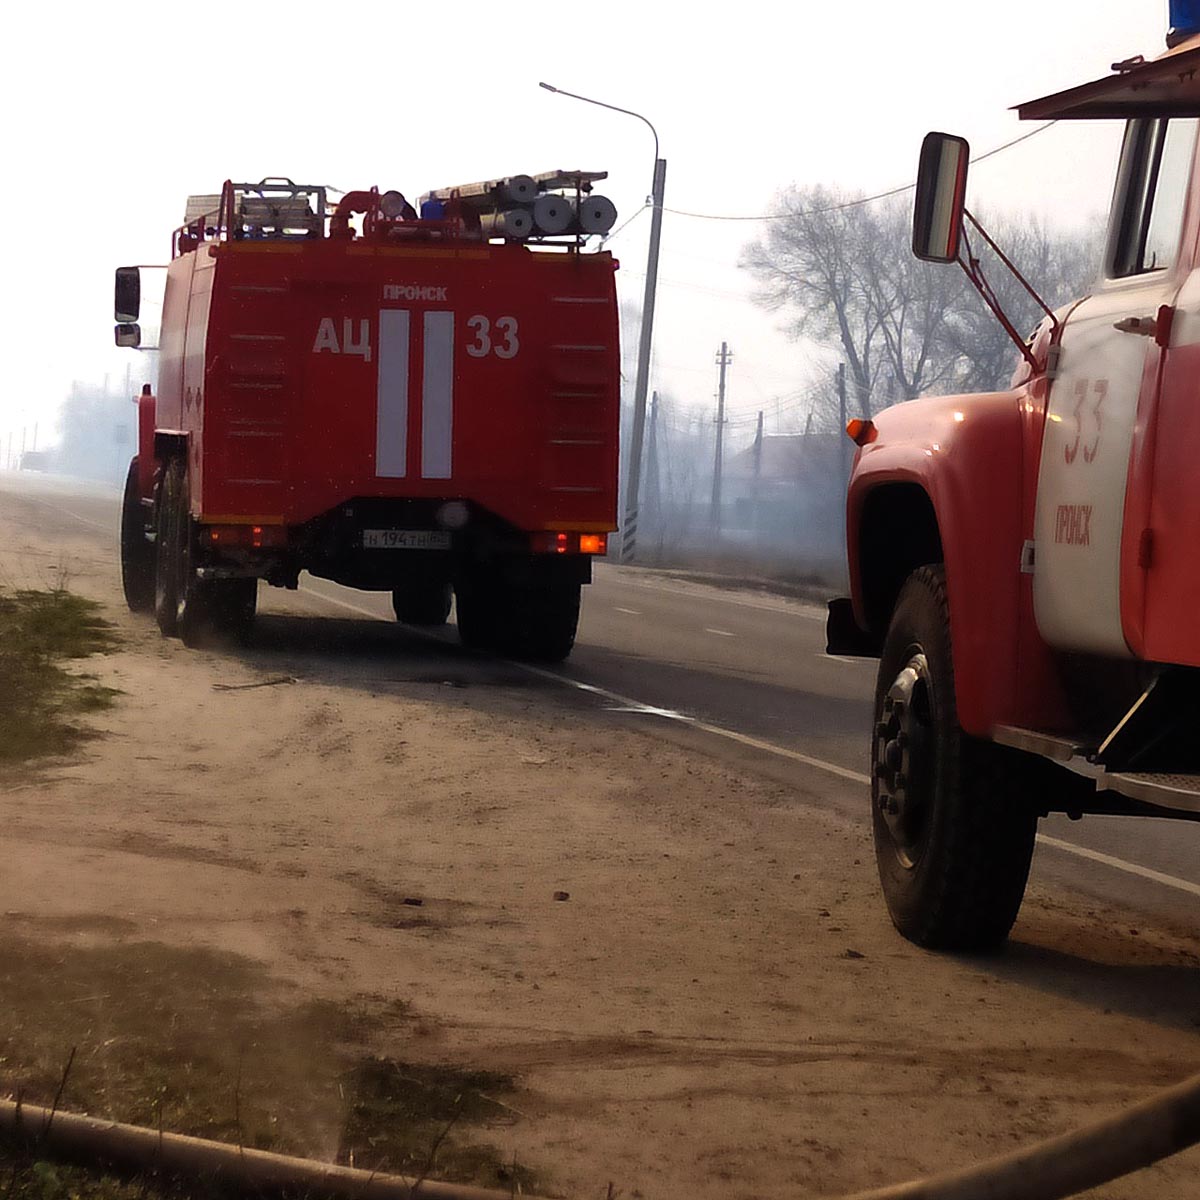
422,311,454,479
375,309,410,477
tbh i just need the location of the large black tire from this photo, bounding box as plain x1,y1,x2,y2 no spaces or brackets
153,458,184,636
871,565,1036,951
454,573,502,652
120,457,155,613
392,580,452,626
174,469,257,647
504,579,581,662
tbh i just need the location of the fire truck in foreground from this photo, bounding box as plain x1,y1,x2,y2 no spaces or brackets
828,10,1200,949
116,173,619,661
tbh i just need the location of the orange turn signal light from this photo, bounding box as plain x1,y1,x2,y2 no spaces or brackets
531,531,610,555
846,418,878,447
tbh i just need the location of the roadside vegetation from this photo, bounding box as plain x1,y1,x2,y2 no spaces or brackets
0,586,119,763
0,936,536,1200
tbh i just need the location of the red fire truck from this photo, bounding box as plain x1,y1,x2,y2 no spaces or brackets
828,17,1200,949
116,175,619,661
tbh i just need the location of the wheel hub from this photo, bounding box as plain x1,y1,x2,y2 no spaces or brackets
874,652,933,868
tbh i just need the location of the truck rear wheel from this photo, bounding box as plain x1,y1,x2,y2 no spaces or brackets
154,458,184,636
872,565,1036,951
392,580,452,626
172,470,257,647
454,573,502,651
503,579,581,662
120,457,155,614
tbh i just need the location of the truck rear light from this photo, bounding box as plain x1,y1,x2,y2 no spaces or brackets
206,524,286,548
530,531,609,555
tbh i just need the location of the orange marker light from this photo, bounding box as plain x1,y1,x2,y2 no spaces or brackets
846,418,878,447
579,534,606,554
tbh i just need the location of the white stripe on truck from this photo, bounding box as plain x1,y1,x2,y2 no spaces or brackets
375,309,411,478
421,311,455,480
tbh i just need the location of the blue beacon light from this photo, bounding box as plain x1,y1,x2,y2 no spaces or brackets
1169,0,1200,45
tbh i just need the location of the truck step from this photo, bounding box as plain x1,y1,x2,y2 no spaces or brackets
994,725,1200,815
1105,771,1200,812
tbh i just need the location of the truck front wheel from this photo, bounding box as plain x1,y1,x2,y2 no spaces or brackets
871,565,1036,951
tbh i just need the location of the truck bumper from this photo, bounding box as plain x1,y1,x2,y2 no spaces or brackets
826,597,881,658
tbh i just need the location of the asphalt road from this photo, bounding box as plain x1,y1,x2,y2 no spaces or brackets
8,467,1200,936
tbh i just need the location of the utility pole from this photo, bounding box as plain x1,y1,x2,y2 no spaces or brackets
752,409,764,536
537,83,665,563
644,391,662,548
711,341,732,533
622,155,668,562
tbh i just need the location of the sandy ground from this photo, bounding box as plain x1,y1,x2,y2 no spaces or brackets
2,484,1200,1200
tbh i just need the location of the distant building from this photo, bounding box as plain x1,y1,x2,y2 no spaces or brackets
722,432,847,559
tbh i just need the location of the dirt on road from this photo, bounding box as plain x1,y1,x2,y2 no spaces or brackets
2,482,1200,1200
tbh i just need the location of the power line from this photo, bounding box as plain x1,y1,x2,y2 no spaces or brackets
661,121,1059,222
601,202,650,245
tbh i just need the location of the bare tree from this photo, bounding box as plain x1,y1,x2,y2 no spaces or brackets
740,187,888,416
742,186,1103,415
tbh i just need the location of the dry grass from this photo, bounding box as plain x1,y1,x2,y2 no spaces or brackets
0,587,118,763
0,933,538,1199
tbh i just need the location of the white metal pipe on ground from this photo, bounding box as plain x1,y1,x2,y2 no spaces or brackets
836,1068,1200,1199
0,1101,522,1200
5,1068,1200,1200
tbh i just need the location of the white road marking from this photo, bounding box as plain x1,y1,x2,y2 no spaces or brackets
605,704,692,721
598,568,826,621
9,490,1194,915
1036,834,1200,900
705,627,736,638
614,606,641,616
822,652,872,666
11,493,113,533
293,582,1200,900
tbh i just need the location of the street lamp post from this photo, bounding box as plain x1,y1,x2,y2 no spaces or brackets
539,83,666,563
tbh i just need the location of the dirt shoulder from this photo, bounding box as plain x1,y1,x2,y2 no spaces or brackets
2,484,1200,1199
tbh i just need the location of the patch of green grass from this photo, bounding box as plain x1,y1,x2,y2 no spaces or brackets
0,588,118,763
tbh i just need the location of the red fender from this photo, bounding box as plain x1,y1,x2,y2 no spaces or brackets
136,385,157,499
848,388,1071,737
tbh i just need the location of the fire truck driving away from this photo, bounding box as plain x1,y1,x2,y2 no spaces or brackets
115,174,619,661
828,4,1200,951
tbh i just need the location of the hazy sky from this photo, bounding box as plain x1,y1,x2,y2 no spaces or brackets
0,0,1170,453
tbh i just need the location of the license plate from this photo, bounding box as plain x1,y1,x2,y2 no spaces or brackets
363,529,451,550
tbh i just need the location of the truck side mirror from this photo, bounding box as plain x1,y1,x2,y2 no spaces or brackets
912,132,970,264
115,323,142,348
115,266,141,322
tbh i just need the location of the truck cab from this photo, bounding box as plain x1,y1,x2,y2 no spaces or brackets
829,22,1200,950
